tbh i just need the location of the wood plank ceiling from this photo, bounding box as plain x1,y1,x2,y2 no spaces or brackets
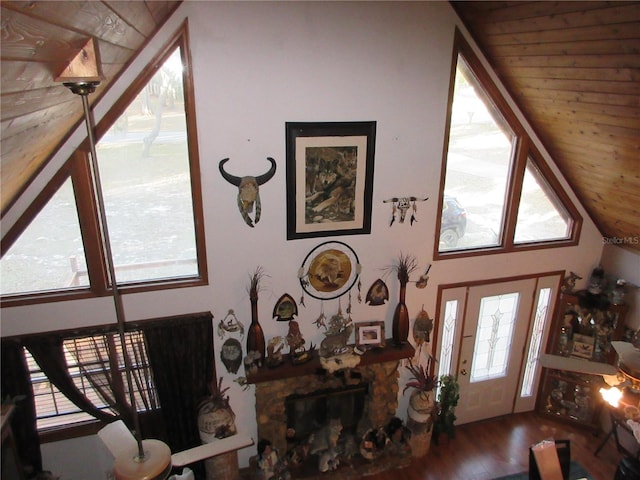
0,0,181,213
452,1,640,252
1,1,638,252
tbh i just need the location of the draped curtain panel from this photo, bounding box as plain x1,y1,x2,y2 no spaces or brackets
1,338,43,475
24,335,122,424
141,312,215,454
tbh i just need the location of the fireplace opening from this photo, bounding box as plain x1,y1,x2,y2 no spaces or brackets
285,384,369,444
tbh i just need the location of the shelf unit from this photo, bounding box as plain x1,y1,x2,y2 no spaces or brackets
537,290,628,431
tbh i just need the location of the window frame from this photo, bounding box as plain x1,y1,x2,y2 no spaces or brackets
435,29,581,260
1,21,207,307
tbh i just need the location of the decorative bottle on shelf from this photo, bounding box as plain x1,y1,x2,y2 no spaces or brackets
247,291,265,364
392,268,410,346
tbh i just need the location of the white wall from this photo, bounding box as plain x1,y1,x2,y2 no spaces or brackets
4,2,608,477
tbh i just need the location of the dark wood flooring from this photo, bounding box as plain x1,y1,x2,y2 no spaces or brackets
241,411,630,479
366,411,626,480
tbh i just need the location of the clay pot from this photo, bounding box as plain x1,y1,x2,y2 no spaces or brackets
407,389,436,458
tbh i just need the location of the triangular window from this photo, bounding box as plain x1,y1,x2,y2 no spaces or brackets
1,24,206,304
1,178,89,295
515,157,573,244
436,30,580,257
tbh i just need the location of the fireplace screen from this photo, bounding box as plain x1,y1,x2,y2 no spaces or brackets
285,384,368,442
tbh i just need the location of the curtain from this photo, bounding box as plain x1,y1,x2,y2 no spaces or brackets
1,338,43,475
24,335,118,424
141,312,215,455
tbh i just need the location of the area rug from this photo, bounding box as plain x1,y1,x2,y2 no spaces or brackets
493,461,592,480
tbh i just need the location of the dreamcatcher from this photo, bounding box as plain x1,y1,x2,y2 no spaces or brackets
297,241,362,329
382,196,429,226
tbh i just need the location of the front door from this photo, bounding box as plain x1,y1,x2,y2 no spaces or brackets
455,279,536,424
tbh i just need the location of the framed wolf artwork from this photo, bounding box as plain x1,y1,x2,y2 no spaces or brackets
285,121,376,240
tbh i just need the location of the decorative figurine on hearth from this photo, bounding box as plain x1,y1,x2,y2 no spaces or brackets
384,417,412,457
256,439,290,480
308,418,343,473
265,336,285,368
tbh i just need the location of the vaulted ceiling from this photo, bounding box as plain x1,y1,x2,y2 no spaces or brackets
1,1,639,251
452,1,639,252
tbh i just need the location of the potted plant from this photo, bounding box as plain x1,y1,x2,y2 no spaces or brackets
432,374,460,445
403,355,438,457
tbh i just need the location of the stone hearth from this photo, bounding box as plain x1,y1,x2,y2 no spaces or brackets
245,343,414,478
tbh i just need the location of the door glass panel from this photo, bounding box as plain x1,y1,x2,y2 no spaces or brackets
521,287,552,397
438,300,459,379
471,293,519,383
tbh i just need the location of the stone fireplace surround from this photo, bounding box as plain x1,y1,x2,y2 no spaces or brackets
247,343,414,477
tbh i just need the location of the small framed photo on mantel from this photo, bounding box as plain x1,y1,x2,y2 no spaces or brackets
356,321,385,350
285,121,376,240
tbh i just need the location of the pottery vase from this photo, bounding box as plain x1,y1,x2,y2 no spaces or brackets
392,271,410,346
407,389,435,458
246,294,265,363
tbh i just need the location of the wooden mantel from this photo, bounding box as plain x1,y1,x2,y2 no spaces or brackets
246,341,414,384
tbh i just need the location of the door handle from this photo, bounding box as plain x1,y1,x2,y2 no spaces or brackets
460,369,468,376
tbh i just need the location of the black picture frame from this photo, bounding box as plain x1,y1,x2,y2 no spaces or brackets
286,121,376,240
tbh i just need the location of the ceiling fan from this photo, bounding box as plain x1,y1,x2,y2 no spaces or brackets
57,39,254,479
540,341,640,392
98,420,253,479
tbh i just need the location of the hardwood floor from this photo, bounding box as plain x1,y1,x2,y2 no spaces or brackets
366,412,626,480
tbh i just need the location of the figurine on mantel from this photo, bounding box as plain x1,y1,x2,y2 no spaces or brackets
319,309,354,357
286,321,315,364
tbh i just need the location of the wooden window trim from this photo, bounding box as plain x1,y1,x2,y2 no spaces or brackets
434,29,581,260
1,20,207,307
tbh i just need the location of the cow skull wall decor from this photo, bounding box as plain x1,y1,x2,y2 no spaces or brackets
219,157,277,227
382,196,428,226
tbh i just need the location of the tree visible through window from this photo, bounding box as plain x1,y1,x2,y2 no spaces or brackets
1,27,206,301
95,47,197,283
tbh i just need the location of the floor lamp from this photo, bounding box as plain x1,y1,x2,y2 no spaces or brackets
57,38,254,479
57,38,172,480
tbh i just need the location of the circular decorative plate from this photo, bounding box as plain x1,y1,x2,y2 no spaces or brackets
299,241,360,300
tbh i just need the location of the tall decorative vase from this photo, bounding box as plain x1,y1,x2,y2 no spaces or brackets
392,270,410,346
246,293,265,363
406,390,435,457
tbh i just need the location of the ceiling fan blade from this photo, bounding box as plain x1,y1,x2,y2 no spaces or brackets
539,353,618,376
612,341,636,357
612,341,640,382
171,434,254,467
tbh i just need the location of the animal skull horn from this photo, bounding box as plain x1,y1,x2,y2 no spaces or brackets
219,157,277,227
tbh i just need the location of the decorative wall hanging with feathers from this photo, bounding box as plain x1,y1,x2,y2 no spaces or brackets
219,157,277,227
383,196,428,226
